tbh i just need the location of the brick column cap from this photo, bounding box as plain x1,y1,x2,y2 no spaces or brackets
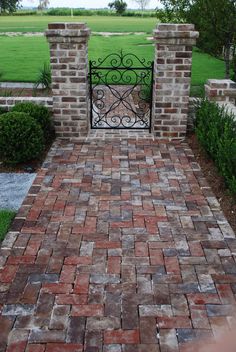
45,22,91,38
206,79,236,89
153,23,199,40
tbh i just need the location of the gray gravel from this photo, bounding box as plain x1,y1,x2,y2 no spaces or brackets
0,173,36,211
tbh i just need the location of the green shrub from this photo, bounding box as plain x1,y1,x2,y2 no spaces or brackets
12,102,53,142
195,99,236,194
45,8,94,16
232,55,236,82
34,62,52,91
13,9,37,15
140,85,152,103
0,107,7,115
0,112,44,164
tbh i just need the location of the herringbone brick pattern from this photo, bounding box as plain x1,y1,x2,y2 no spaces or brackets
0,138,236,352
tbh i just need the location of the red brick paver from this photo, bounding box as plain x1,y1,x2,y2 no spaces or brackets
0,138,236,352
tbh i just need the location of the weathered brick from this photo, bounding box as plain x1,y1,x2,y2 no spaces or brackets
157,316,192,329
42,283,72,294
45,23,90,139
139,305,173,317
153,24,198,140
26,345,46,352
140,317,158,344
67,316,86,344
206,304,236,317
49,305,70,330
0,132,235,352
71,304,104,317
2,304,35,316
56,294,87,305
86,317,120,330
104,330,140,344
74,274,90,294
45,343,83,351
29,330,66,343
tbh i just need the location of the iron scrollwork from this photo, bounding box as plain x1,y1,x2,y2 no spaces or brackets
89,51,154,130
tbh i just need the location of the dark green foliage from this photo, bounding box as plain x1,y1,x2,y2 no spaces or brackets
232,55,236,82
34,62,51,91
12,102,53,142
195,99,236,194
108,0,127,15
0,107,7,115
123,10,156,17
46,8,95,16
0,112,44,164
0,0,20,13
157,0,236,78
12,9,37,15
140,85,152,103
156,0,187,22
12,8,156,17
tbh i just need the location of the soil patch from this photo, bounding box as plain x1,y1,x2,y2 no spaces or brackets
187,133,236,234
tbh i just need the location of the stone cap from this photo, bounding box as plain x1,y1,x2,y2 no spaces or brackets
206,79,236,89
153,23,199,40
45,22,91,37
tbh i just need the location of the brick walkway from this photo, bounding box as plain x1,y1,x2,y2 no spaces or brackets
0,138,236,352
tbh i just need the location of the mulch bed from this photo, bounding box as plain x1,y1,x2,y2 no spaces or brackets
187,132,236,234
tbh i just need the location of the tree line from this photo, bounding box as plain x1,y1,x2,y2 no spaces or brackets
108,0,150,15
0,0,151,15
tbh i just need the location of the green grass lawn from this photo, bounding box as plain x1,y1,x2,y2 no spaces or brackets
0,210,15,242
0,15,157,33
0,34,226,94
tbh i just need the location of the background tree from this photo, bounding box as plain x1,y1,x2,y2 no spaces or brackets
0,0,20,13
38,0,49,11
132,0,150,15
108,0,127,15
157,0,236,79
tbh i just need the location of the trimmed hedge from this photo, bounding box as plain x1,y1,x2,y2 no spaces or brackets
12,102,53,142
0,112,45,164
195,99,236,195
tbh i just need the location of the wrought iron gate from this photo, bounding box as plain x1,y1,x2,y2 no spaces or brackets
89,51,154,131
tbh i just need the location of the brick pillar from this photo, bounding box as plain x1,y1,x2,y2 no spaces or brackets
153,24,199,140
205,79,236,104
45,23,91,139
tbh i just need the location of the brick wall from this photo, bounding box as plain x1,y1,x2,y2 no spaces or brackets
205,79,236,104
1,23,201,140
153,24,199,140
0,96,53,111
45,23,91,139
